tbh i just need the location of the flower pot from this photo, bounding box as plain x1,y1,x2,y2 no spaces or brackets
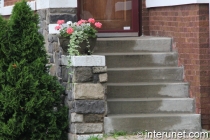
58,37,97,55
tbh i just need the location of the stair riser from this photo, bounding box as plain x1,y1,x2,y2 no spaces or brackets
107,99,194,114
104,115,201,134
108,68,184,83
105,54,178,68
94,38,172,53
107,83,189,98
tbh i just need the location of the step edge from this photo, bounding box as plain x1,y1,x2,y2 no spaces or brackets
94,52,178,55
107,82,189,86
107,98,194,101
108,67,183,71
105,113,201,118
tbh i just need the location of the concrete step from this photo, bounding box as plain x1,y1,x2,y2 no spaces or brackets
104,114,201,134
108,67,184,83
107,98,194,114
107,82,189,98
94,36,172,53
95,52,178,68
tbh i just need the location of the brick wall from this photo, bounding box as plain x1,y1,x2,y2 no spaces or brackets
142,0,149,35
4,0,34,6
148,4,210,129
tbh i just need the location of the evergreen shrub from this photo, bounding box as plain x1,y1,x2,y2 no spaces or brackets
0,1,68,139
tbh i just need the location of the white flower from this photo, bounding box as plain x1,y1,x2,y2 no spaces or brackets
67,21,72,26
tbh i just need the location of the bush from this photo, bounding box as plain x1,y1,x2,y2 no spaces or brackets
0,1,68,139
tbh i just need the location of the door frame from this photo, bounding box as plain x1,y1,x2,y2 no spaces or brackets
77,0,142,37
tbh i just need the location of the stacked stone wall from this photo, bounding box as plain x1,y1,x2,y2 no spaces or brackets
37,8,77,80
60,55,107,139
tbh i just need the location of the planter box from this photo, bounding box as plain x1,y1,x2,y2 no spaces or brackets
61,55,106,66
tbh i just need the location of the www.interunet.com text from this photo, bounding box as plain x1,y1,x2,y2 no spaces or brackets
137,130,209,139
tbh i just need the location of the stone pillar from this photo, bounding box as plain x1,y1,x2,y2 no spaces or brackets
61,55,107,140
37,8,77,80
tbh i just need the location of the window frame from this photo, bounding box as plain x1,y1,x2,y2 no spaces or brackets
0,0,4,8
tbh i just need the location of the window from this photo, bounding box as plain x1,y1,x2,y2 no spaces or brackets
0,0,3,8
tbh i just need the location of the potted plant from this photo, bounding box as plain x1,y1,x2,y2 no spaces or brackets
55,18,102,56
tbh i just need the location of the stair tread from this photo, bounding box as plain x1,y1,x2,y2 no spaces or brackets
107,82,188,86
94,52,177,55
108,67,182,71
98,36,171,41
106,113,200,118
107,98,193,101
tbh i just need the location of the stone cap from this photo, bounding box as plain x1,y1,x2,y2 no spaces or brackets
61,55,106,66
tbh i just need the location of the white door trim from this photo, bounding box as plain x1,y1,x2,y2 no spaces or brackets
146,0,209,8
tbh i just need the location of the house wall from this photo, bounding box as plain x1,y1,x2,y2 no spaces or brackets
142,0,150,35
4,0,34,6
147,4,210,129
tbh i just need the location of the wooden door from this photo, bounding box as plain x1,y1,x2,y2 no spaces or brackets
79,0,139,36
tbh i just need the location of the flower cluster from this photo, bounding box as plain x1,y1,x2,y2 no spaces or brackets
55,18,102,38
55,18,102,56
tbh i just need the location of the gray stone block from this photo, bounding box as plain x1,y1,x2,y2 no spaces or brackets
84,114,104,123
73,67,93,83
93,74,99,83
70,123,103,134
73,83,105,100
37,9,46,20
49,64,56,76
40,20,47,31
71,113,83,123
66,83,73,100
46,11,50,24
73,100,105,114
68,133,76,140
38,28,43,35
66,89,73,101
56,66,62,77
54,52,61,66
47,53,54,63
62,82,67,88
61,66,70,82
67,100,74,110
49,8,77,14
53,42,60,52
48,43,54,53
43,30,48,46
49,14,77,24
92,66,107,74
48,34,58,43
99,73,108,83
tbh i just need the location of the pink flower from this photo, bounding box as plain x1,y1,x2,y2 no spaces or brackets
55,25,61,30
77,19,87,25
88,18,95,23
77,20,83,26
95,22,102,28
57,20,65,25
66,27,74,34
80,19,87,23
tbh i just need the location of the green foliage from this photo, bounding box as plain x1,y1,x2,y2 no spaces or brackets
110,131,127,138
87,135,103,140
68,30,89,56
0,1,68,140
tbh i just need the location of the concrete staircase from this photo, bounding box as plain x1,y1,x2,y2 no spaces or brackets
94,36,201,134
